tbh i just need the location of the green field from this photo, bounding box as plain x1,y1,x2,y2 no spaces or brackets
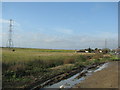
2,47,116,88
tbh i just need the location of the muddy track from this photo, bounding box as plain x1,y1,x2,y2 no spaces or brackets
25,62,105,90
24,66,84,89
75,61,119,88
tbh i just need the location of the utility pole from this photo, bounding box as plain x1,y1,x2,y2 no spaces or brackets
7,19,13,48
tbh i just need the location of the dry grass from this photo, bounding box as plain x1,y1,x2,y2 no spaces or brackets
2,47,114,88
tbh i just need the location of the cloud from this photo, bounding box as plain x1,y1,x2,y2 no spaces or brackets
2,32,117,49
0,18,20,27
1,26,118,49
0,19,9,24
55,28,73,35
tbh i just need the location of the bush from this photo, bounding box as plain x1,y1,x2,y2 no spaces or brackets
92,53,103,59
8,64,26,78
64,58,75,64
75,55,87,62
93,59,100,63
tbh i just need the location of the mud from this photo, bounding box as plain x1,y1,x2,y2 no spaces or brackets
31,62,106,89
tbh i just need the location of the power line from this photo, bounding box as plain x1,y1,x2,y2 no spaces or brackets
7,19,14,48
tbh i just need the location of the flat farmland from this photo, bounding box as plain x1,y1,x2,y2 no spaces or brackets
2,48,115,88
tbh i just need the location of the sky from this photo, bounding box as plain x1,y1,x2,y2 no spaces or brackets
1,2,118,49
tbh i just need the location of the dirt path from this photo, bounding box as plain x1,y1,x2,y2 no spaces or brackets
75,61,119,88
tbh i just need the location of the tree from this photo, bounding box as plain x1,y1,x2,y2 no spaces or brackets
102,48,110,54
95,48,98,51
88,48,92,53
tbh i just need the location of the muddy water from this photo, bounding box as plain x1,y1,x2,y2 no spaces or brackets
43,63,109,88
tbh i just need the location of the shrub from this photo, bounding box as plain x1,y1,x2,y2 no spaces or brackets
8,64,26,78
64,58,75,64
93,59,100,63
2,63,10,73
92,53,103,59
75,55,87,62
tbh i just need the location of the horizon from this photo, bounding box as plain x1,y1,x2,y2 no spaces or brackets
1,2,118,49
1,46,116,50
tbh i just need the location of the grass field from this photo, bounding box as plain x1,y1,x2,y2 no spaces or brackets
2,47,116,88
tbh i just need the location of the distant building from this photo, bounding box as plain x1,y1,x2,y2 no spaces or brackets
85,51,89,53
95,49,102,53
116,47,120,55
75,50,85,53
99,50,102,53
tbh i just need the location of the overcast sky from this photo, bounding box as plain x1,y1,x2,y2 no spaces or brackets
1,2,118,49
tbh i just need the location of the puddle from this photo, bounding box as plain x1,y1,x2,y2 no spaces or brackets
94,63,108,72
43,62,109,88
